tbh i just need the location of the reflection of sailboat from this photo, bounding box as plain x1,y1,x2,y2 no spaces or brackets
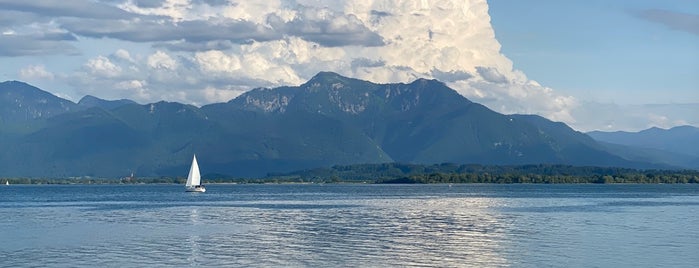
185,155,206,192
187,208,201,264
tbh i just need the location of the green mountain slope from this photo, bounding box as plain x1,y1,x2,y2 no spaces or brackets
0,73,666,178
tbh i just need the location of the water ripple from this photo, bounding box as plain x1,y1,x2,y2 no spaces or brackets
2,184,698,267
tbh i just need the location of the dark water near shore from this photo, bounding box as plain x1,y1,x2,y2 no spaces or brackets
1,184,698,267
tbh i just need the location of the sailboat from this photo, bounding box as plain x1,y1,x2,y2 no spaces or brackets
4,180,8,186
185,154,206,192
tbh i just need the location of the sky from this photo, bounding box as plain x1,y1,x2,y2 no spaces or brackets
0,0,697,132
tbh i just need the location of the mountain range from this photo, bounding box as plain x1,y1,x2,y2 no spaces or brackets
0,73,695,178
588,126,699,170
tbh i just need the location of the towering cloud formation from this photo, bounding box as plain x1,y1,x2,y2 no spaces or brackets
339,0,577,123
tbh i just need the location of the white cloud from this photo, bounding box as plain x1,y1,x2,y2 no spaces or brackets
114,49,134,63
115,79,146,90
222,1,284,23
120,0,191,21
646,113,692,130
340,0,577,123
201,85,246,104
85,55,121,77
19,64,54,80
195,50,241,73
114,79,150,101
147,50,177,70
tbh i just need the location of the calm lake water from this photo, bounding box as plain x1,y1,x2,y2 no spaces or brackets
1,184,698,267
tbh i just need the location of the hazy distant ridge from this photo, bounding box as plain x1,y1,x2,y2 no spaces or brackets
588,126,699,169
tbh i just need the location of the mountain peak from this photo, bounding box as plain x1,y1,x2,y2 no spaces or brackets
1,80,31,87
310,71,344,80
0,80,78,122
408,77,448,88
1,80,49,95
303,72,370,88
78,95,136,110
669,125,699,132
78,95,102,104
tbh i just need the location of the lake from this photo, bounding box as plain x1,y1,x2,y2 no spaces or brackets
1,184,698,267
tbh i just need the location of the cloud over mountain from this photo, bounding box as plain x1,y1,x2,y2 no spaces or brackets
4,0,692,131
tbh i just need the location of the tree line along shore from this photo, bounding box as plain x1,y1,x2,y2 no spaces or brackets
3,163,699,184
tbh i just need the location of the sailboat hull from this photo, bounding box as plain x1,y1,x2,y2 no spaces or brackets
186,186,206,192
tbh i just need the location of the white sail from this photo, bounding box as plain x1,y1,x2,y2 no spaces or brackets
185,155,201,187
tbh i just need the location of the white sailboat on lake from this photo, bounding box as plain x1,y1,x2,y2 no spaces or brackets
185,154,206,192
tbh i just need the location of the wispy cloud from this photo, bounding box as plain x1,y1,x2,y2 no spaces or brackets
570,101,699,131
0,0,135,19
0,32,78,56
19,64,54,80
60,18,280,43
634,9,699,36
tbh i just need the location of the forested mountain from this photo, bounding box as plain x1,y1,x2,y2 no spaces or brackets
0,73,675,178
0,81,77,130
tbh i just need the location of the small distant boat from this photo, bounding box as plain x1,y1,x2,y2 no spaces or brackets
185,155,206,192
5,180,8,186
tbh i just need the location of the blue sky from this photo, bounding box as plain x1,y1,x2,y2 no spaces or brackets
0,0,697,131
489,0,698,105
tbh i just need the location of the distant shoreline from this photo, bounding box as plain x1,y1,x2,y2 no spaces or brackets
2,179,697,185
3,163,699,185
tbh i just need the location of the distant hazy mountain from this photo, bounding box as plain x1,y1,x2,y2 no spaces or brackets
588,126,699,169
588,126,699,157
0,73,667,178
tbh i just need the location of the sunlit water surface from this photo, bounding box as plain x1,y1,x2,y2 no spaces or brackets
1,184,698,267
